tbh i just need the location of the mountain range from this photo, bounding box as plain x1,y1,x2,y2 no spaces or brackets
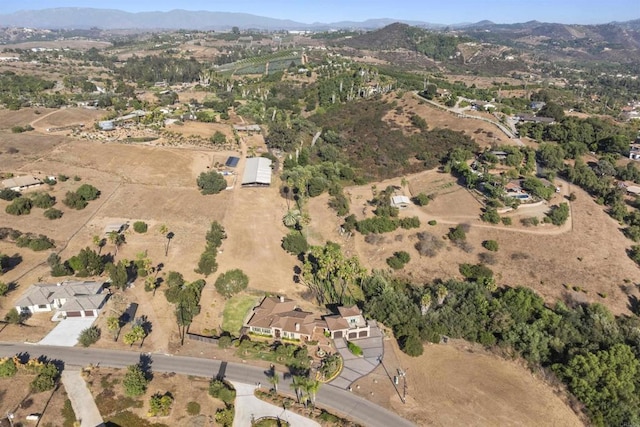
1,8,638,32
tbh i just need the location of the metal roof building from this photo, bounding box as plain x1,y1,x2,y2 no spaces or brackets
242,157,272,186
2,176,42,191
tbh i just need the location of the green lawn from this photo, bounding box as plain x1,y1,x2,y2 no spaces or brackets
221,295,258,334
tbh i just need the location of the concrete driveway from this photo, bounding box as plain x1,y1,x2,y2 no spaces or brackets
331,321,383,389
39,317,97,346
231,382,320,427
61,369,105,427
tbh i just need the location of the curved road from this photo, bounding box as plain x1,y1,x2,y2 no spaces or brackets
0,343,414,427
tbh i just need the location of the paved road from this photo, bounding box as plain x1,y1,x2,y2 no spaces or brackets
0,343,414,427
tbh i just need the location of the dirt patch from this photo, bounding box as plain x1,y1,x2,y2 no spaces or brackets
352,338,583,426
0,375,71,426
83,367,224,425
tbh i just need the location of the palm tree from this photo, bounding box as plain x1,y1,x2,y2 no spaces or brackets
107,316,120,341
420,293,432,315
436,285,448,305
291,375,306,403
93,235,105,255
304,379,320,409
268,370,280,393
282,209,301,228
107,231,125,256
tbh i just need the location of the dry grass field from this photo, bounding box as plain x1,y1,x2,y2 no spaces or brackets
384,92,512,148
0,374,72,426
305,168,639,316
352,338,584,427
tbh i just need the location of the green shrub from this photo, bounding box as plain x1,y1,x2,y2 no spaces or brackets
0,357,17,377
133,221,148,233
214,269,249,298
76,184,99,200
31,363,59,392
501,217,512,226
482,240,499,252
186,401,201,415
459,263,494,282
481,208,501,224
197,171,227,195
16,234,55,251
282,231,308,255
0,188,20,201
521,216,539,227
5,197,32,215
399,216,421,229
78,326,101,347
428,219,437,226
347,341,363,356
209,379,236,405
544,202,570,226
63,191,88,209
356,216,398,234
44,208,63,220
447,225,466,241
31,192,55,209
413,192,430,206
58,174,69,182
386,251,411,269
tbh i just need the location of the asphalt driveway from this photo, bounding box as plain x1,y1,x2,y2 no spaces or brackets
39,317,97,346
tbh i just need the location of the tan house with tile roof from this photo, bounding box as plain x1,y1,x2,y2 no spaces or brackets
244,296,370,341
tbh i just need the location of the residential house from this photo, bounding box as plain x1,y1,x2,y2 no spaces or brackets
15,281,107,320
244,296,320,341
244,297,370,341
323,305,370,340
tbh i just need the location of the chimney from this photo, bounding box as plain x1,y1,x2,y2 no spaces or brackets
279,296,285,303
295,323,300,332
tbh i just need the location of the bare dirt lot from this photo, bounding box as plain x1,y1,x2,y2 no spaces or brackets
84,367,224,426
352,338,584,427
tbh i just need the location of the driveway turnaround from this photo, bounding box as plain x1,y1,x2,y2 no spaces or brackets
39,317,97,346
331,321,383,390
61,369,105,427
232,382,320,427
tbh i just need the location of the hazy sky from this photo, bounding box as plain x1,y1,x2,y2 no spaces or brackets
1,0,639,25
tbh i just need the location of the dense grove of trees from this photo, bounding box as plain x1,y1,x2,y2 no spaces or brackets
518,116,635,156
116,55,203,85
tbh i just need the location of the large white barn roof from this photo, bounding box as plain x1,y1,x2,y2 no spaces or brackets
242,157,272,186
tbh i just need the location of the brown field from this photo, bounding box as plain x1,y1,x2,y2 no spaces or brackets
83,367,224,425
0,374,71,426
307,168,640,315
384,92,512,148
352,338,585,427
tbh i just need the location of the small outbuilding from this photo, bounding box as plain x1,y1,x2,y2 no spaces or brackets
242,157,272,187
391,195,411,209
627,185,640,195
103,223,127,235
